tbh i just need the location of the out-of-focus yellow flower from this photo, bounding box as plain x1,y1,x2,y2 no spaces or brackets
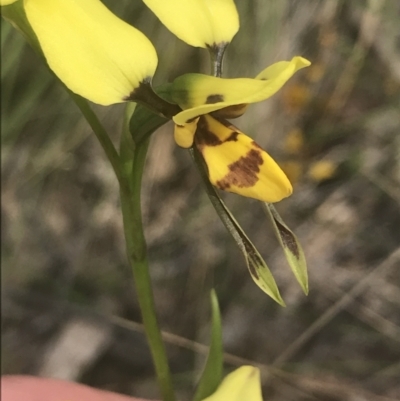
202,366,263,401
282,82,311,114
308,160,337,182
306,63,325,83
284,128,305,155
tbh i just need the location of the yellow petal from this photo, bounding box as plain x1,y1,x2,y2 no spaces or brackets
202,366,263,401
143,0,239,48
172,56,311,124
174,118,199,148
196,116,292,202
24,0,158,105
1,0,19,5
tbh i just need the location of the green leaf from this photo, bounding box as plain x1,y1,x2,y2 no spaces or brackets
264,203,309,295
193,290,223,401
129,103,168,145
190,148,285,306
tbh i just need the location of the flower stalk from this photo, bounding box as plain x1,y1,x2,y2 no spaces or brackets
119,107,176,401
207,43,228,78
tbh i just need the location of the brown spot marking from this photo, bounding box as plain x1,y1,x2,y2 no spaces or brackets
195,117,222,147
275,219,300,259
216,149,264,190
226,131,239,142
206,94,224,104
216,180,231,190
195,117,239,150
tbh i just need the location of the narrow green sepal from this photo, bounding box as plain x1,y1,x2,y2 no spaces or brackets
264,203,309,295
191,148,285,306
193,290,223,401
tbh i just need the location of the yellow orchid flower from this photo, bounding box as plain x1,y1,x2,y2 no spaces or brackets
170,57,310,202
202,366,263,401
3,0,310,202
143,0,239,48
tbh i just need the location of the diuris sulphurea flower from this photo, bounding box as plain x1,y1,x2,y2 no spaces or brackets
139,1,308,202
2,0,310,203
169,56,310,201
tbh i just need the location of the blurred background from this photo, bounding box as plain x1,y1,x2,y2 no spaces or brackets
1,0,400,400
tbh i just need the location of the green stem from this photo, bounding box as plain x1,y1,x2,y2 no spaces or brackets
73,86,175,401
119,107,176,401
